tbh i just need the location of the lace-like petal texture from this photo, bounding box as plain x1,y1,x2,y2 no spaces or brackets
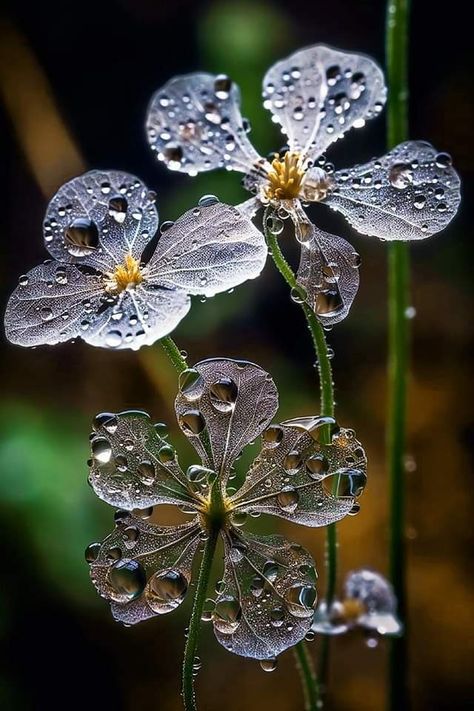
213,530,317,659
175,358,278,484
232,417,366,526
262,45,386,162
324,141,461,240
89,515,201,625
89,410,195,510
146,73,262,176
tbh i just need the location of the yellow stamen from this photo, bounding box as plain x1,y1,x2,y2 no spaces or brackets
341,598,366,622
104,254,144,294
265,151,305,201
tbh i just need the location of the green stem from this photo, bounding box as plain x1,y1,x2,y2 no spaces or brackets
182,525,219,711
160,335,188,374
264,210,336,705
294,639,320,711
386,1,411,709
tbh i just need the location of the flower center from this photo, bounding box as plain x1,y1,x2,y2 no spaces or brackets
265,152,306,201
104,254,145,294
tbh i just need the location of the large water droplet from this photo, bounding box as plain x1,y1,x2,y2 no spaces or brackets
260,658,277,672
145,569,188,612
137,460,156,486
270,605,285,627
85,542,101,563
209,378,238,413
92,437,112,464
285,583,317,618
64,217,99,257
214,74,232,100
213,597,242,634
179,368,204,401
389,163,414,190
315,289,343,316
262,425,284,447
106,559,146,602
93,412,118,434
306,454,329,479
186,464,214,483
283,451,302,474
108,195,128,223
277,486,299,513
323,468,367,497
180,410,206,435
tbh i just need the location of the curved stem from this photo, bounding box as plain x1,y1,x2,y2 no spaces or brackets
182,526,219,711
160,335,188,374
294,639,320,711
264,210,335,705
386,0,411,709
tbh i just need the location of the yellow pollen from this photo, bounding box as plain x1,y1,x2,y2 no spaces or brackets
265,151,305,201
104,254,144,294
341,598,366,622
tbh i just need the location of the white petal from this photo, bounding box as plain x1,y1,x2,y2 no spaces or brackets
4,261,103,347
262,44,386,161
146,73,263,175
44,170,158,271
82,285,191,351
148,202,267,296
324,141,461,240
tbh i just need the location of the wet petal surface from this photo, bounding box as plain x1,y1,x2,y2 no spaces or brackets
232,418,367,526
344,569,402,635
262,45,385,161
325,141,461,240
44,170,158,271
148,202,267,296
175,359,278,483
146,73,262,176
88,409,196,510
213,529,317,659
87,516,201,625
4,261,103,347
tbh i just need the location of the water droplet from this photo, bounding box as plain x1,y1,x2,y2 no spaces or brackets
209,378,238,413
232,511,247,527
198,194,219,207
106,559,146,602
260,658,277,672
93,412,118,433
158,445,175,463
123,526,140,546
85,542,101,563
262,561,279,582
315,289,343,316
283,451,302,474
179,410,206,435
106,546,122,562
179,368,204,401
109,195,128,223
214,74,232,100
306,454,329,479
92,437,112,464
270,606,285,627
277,486,299,513
186,465,214,483
262,425,284,447
137,460,156,486
145,569,188,612
389,163,414,189
19,274,29,286
40,307,53,321
105,331,123,348
285,584,317,618
213,597,242,634
64,217,99,257
160,220,175,234
323,468,367,497
435,152,452,168
266,215,284,235
413,194,426,210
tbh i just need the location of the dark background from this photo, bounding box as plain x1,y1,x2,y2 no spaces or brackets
0,1,472,709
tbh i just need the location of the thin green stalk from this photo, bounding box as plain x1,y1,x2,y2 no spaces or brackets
160,335,188,374
182,526,219,711
294,638,320,711
264,210,336,706
386,1,411,709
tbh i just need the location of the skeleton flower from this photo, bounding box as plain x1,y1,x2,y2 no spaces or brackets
4,170,266,350
312,568,402,638
86,358,367,660
146,44,461,324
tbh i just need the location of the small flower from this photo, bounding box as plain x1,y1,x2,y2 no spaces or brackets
312,568,402,638
86,358,367,660
146,45,461,324
4,171,266,350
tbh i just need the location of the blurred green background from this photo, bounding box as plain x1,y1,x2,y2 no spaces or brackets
0,1,472,709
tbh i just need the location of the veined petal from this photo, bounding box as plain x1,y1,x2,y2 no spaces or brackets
44,170,158,271
146,73,263,176
4,261,103,347
236,196,262,221
231,418,367,526
290,205,360,325
262,45,385,162
86,515,201,625
148,202,267,296
324,141,461,240
88,409,197,510
175,359,278,484
82,285,190,351
212,528,317,659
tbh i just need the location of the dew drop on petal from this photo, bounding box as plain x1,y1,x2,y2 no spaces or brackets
260,658,278,672
92,437,112,464
213,597,242,634
145,569,188,613
262,425,284,447
64,217,99,257
179,410,206,434
106,559,146,602
209,378,238,413
84,542,101,563
277,486,300,512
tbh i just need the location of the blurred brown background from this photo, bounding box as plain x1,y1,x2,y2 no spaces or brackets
0,1,472,709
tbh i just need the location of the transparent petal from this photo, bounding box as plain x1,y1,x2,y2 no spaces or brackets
236,196,262,221
88,409,197,510
324,141,461,240
175,358,278,483
344,569,402,635
146,73,263,176
82,285,190,351
44,170,158,271
312,600,349,636
212,528,317,659
148,202,267,296
87,515,201,625
231,418,367,526
262,44,386,161
290,204,360,325
4,261,103,347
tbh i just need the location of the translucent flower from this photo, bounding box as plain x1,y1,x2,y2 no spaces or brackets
86,357,367,660
312,568,402,638
4,171,266,350
146,45,461,324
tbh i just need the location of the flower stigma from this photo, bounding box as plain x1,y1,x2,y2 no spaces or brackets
265,152,306,201
104,254,145,294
